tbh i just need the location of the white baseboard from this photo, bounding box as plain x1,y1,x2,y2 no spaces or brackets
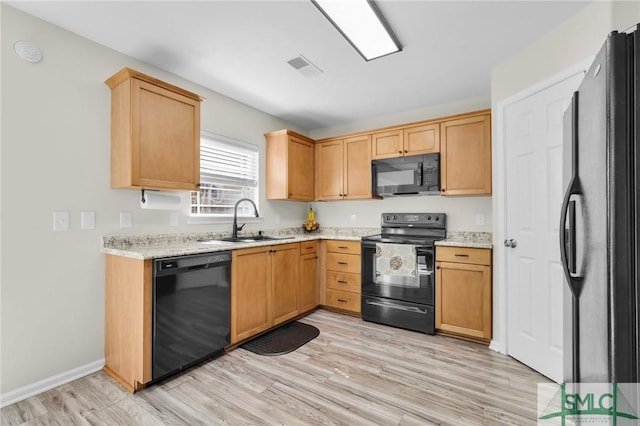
489,339,505,354
0,359,105,408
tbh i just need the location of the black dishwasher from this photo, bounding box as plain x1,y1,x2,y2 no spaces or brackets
152,251,231,382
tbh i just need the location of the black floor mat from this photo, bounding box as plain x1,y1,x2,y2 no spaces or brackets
241,321,320,356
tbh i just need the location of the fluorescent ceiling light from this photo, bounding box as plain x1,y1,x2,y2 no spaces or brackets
312,0,402,61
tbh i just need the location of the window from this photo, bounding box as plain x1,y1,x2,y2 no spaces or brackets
190,132,259,217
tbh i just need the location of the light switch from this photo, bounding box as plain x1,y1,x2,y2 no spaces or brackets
53,211,70,231
81,211,96,230
120,212,132,228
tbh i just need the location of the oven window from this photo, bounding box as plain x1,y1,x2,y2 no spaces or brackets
373,243,432,287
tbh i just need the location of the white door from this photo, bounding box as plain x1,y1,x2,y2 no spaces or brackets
505,72,584,383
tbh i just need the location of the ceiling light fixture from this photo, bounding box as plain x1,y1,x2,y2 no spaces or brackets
311,0,402,61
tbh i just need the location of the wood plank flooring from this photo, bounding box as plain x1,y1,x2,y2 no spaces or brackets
1,310,551,425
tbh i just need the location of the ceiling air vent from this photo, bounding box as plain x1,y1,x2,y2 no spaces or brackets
287,55,323,77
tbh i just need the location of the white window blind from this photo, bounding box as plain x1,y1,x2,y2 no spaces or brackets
190,133,259,216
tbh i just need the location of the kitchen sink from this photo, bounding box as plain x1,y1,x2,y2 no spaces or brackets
198,235,295,244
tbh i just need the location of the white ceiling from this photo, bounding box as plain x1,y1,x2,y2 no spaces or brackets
9,1,589,131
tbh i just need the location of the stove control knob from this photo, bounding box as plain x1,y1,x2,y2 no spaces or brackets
427,215,431,220
435,216,439,221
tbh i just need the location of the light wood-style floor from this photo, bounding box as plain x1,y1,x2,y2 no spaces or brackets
1,310,551,425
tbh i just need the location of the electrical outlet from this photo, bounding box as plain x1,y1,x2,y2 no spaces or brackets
53,211,70,231
475,214,485,226
275,214,281,225
80,211,96,230
120,212,132,228
169,212,179,226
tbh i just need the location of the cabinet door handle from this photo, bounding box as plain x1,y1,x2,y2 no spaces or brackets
305,247,313,250
454,254,469,257
337,261,348,265
404,150,408,153
398,150,402,154
337,298,348,303
337,280,348,284
338,246,348,249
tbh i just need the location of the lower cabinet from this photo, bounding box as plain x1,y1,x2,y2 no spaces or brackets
299,241,319,314
231,242,300,344
324,240,362,314
104,255,152,392
435,246,492,344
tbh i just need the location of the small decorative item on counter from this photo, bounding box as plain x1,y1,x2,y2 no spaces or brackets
307,206,315,222
303,220,320,232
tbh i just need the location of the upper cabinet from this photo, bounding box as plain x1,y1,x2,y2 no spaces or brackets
105,68,203,191
265,129,315,201
316,134,373,201
372,123,439,159
440,112,492,196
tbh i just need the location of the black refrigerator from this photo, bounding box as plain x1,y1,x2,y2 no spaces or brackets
561,25,639,383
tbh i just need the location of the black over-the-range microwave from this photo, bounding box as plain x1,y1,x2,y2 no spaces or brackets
371,153,440,197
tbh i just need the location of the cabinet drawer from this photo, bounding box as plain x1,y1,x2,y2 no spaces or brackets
436,246,491,266
326,240,361,255
326,289,361,313
326,253,360,274
300,241,318,254
327,271,361,293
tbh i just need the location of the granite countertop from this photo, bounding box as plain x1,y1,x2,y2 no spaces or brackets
102,228,493,260
435,231,493,249
102,227,379,260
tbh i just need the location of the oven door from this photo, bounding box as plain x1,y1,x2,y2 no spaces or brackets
361,240,435,305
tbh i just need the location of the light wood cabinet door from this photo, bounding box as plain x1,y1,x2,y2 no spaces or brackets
435,247,492,343
272,244,300,325
343,135,372,199
316,139,344,200
299,252,318,314
106,68,202,191
287,136,315,200
440,113,492,196
372,129,403,159
232,247,273,343
403,123,440,155
266,130,314,201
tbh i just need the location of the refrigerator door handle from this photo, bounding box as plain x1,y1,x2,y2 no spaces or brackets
559,92,584,298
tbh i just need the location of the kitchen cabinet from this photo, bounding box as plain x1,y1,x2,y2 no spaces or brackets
105,68,203,191
440,112,492,196
104,255,152,392
324,240,362,314
435,246,492,344
231,242,300,344
265,129,315,201
372,124,440,159
299,241,319,314
316,134,372,200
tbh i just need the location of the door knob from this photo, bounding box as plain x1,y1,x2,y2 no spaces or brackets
503,239,517,248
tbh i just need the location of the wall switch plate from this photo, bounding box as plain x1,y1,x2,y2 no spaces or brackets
475,214,486,226
350,214,356,224
120,212,132,228
53,211,70,231
169,212,179,226
80,211,96,230
275,214,281,225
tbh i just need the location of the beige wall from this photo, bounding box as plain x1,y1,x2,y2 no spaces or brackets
490,1,640,350
0,4,307,395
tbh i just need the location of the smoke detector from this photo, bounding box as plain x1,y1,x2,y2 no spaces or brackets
287,55,323,77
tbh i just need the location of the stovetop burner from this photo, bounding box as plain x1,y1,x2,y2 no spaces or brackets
362,212,447,245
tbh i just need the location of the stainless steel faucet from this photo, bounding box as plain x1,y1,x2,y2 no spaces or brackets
232,198,259,239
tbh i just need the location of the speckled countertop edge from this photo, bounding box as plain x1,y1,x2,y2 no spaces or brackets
102,227,380,260
102,228,492,259
435,231,493,249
